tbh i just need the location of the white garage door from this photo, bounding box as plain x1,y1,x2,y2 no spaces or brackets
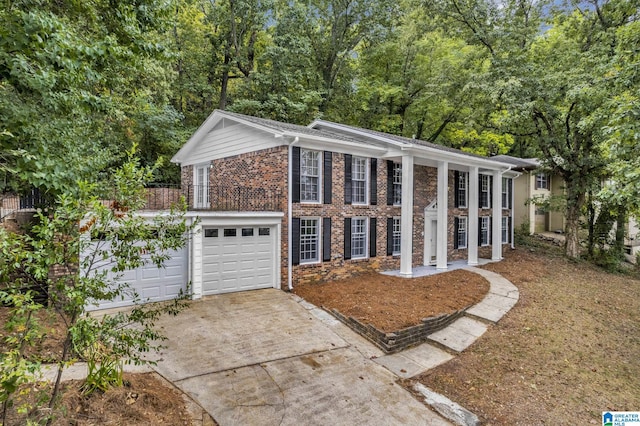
86,246,188,311
202,225,276,295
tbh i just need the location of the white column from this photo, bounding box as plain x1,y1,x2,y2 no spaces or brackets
468,167,479,265
492,170,503,260
400,155,414,277
436,161,448,270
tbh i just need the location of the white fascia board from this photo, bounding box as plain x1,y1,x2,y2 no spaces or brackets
292,135,388,157
401,145,514,171
171,111,286,165
188,211,284,227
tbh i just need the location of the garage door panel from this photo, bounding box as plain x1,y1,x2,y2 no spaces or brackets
202,225,276,295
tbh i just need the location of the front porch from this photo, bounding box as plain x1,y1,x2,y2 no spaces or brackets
382,258,497,278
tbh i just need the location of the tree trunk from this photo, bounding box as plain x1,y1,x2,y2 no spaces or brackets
587,190,596,258
614,204,627,257
564,184,585,259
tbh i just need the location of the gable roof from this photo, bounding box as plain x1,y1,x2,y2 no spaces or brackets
172,110,517,171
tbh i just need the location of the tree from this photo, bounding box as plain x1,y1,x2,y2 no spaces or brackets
0,148,193,424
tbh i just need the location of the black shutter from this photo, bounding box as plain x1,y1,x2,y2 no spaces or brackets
454,217,459,249
478,175,483,207
387,217,394,255
489,175,493,208
323,151,332,204
292,147,301,203
508,179,513,209
323,217,331,261
344,154,352,205
454,171,460,208
386,161,394,205
344,218,352,260
292,218,300,265
369,218,377,257
478,217,483,246
370,159,377,205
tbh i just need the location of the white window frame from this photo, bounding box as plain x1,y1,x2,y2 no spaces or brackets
458,171,468,208
535,173,550,190
480,174,491,209
501,216,509,244
393,162,402,205
392,217,401,255
457,217,468,249
502,177,510,209
194,164,210,209
300,217,320,264
301,149,321,203
480,216,491,246
351,217,368,259
352,156,368,205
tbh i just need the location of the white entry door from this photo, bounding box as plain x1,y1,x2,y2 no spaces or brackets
424,217,437,266
202,226,276,295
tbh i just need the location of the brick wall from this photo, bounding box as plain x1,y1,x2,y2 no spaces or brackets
182,148,513,287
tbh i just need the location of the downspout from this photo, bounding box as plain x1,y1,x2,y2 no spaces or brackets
287,136,300,291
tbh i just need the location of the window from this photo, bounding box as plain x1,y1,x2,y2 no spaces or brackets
393,163,402,205
300,218,319,263
352,156,368,204
241,228,254,237
301,149,320,202
480,217,490,246
480,175,491,209
204,228,218,238
351,218,367,259
502,217,509,243
224,228,237,237
535,173,550,190
456,217,467,249
258,227,270,236
194,165,210,208
392,217,401,255
457,172,468,208
502,177,511,209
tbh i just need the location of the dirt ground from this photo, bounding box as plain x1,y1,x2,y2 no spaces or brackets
0,308,195,425
293,269,489,332
408,242,640,425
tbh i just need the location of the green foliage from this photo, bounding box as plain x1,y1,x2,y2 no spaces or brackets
0,149,194,423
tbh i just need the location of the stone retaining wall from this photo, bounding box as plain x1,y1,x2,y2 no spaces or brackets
328,307,467,353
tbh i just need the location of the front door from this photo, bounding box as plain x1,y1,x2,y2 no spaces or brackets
424,216,437,266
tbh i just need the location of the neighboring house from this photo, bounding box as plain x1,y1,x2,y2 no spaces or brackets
164,110,518,300
492,155,565,235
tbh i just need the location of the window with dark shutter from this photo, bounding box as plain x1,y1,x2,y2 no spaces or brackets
454,171,460,208
323,218,331,261
292,218,300,265
369,218,377,257
344,218,351,260
292,147,300,203
454,217,460,249
370,159,377,205
323,151,332,204
344,154,352,204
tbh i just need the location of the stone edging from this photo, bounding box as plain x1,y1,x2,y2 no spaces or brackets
326,306,470,354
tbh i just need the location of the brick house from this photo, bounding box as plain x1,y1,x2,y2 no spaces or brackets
170,110,518,297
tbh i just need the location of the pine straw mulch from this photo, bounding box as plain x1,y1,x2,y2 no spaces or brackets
293,268,490,332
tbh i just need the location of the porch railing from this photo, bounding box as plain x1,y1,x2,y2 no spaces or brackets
142,184,283,212
1,188,49,221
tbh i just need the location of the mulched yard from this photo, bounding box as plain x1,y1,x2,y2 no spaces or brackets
293,268,490,332
407,242,640,425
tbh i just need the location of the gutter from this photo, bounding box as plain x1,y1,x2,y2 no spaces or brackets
287,136,300,291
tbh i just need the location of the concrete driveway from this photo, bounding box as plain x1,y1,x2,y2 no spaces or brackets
151,289,450,425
